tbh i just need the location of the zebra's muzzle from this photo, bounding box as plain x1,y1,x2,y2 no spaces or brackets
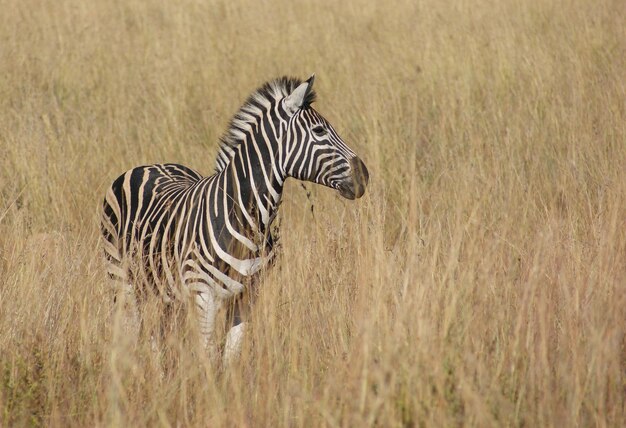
338,157,369,200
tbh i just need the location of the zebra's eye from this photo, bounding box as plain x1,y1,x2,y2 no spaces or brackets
312,125,327,137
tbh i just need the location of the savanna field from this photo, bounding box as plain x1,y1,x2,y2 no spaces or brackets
0,0,625,426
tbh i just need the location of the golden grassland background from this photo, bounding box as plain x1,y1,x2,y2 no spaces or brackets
0,0,624,426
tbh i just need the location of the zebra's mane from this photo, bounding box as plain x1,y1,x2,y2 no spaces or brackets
215,76,317,173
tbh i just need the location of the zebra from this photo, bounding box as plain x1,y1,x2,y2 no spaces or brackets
101,74,369,364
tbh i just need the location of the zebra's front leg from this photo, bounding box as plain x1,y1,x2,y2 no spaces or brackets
194,289,221,363
223,297,247,367
224,323,246,367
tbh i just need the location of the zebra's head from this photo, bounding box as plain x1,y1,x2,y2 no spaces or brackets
281,75,369,200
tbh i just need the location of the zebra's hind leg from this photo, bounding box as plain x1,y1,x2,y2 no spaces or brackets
102,227,141,345
110,281,141,346
104,255,141,345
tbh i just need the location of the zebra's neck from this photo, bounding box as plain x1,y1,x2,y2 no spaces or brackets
219,127,286,245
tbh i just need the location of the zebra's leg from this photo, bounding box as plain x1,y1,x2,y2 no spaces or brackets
223,322,246,367
105,255,141,344
195,289,221,363
223,297,247,366
115,282,141,343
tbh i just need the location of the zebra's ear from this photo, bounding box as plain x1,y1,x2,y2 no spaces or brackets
284,74,315,114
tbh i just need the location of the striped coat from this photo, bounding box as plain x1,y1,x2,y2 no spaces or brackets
101,75,369,363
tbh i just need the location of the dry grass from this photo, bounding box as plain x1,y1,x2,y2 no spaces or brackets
1,0,625,426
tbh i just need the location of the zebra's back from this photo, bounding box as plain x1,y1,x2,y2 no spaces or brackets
101,163,204,295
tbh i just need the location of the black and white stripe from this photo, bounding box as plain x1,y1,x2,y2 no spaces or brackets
101,75,369,362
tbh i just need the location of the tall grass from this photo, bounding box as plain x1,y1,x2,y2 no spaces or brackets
0,0,624,426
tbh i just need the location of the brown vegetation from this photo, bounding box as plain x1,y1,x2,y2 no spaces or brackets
0,0,624,426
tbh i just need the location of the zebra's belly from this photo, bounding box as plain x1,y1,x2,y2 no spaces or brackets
136,240,274,302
